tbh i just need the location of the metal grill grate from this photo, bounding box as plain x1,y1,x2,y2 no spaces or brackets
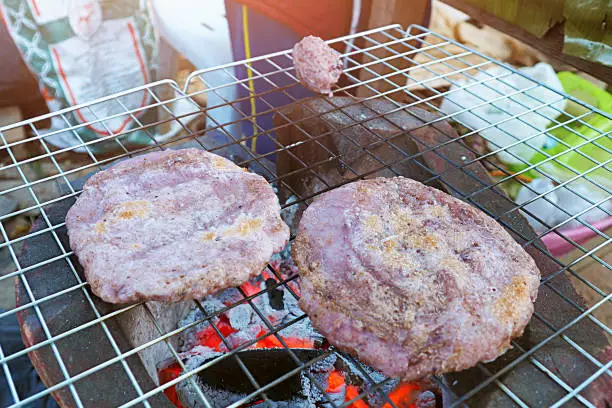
0,24,610,408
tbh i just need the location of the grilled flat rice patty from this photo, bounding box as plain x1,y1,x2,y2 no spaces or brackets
292,177,540,380
66,149,289,303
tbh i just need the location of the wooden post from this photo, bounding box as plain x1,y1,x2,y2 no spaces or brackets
356,0,431,98
367,0,430,29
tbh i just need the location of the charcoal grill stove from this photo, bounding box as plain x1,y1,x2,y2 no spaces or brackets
0,25,610,408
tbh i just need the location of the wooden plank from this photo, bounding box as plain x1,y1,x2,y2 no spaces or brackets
356,0,431,98
440,0,612,83
0,106,25,144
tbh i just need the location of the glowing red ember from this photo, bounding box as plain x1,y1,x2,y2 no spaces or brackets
384,382,420,408
157,263,435,408
253,329,315,349
326,370,345,393
240,280,262,297
196,317,237,350
345,385,369,408
158,362,184,408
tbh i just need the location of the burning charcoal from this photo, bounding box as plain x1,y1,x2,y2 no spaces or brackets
178,257,323,354
226,330,256,350
169,247,444,408
178,308,222,352
228,304,253,330
199,296,226,317
416,390,437,408
177,349,325,408
271,248,300,279
265,278,285,310
218,287,245,306
298,353,339,405
280,195,305,235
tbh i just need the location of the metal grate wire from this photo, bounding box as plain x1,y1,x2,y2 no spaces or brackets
0,24,610,408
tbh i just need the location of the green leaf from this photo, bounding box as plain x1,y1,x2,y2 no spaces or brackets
460,0,564,37
563,0,612,66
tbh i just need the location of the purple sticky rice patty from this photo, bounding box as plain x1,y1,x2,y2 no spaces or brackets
66,149,289,304
292,177,540,380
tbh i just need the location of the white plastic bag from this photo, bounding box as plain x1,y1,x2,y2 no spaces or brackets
440,63,567,165
516,178,611,232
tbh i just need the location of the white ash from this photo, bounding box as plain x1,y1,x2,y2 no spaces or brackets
183,346,224,371
228,304,254,330
281,195,300,226
298,375,323,407
224,330,254,350
417,391,437,408
282,289,300,313
177,377,245,408
179,298,224,327
308,353,337,372
278,317,319,341
296,353,338,406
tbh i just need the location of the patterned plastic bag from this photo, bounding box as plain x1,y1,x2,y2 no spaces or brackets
0,0,162,152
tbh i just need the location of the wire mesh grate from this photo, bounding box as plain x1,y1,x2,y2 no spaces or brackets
0,24,610,408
